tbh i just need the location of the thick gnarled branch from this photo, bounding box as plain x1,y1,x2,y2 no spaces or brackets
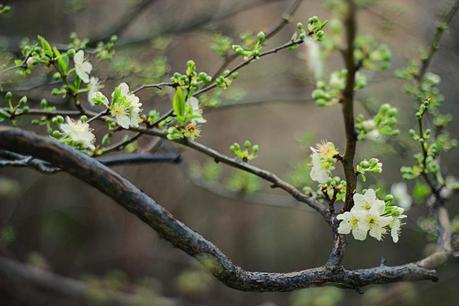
0,127,439,292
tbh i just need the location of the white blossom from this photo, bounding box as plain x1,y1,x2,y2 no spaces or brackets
359,208,392,241
73,50,92,83
60,117,95,151
337,189,403,242
310,152,329,183
305,38,323,81
337,210,368,240
309,142,338,184
391,182,412,210
353,189,385,213
187,97,206,123
88,77,103,102
110,82,142,129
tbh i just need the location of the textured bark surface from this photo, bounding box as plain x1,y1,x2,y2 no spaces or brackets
0,127,439,292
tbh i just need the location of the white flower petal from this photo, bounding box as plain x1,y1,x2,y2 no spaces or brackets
116,115,131,129
352,228,368,241
119,82,130,96
74,50,84,64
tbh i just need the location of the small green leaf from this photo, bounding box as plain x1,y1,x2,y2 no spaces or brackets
0,109,10,122
173,87,186,119
37,35,53,57
53,47,68,72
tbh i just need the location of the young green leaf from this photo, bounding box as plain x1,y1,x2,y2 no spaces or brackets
37,35,53,57
53,47,68,72
173,87,186,119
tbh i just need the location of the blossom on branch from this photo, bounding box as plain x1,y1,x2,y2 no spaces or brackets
310,141,338,183
59,117,96,151
337,189,406,243
109,83,142,129
73,50,92,83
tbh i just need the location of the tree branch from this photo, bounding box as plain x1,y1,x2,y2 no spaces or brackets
211,0,305,78
0,127,439,292
341,0,358,212
415,0,459,81
0,150,180,173
0,256,179,306
131,126,329,219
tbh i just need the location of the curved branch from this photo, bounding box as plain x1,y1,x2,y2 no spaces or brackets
131,126,328,218
0,127,438,292
0,256,179,306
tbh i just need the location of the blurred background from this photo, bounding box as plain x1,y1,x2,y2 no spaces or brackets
0,0,459,305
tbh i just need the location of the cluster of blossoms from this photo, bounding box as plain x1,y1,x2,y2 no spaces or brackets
20,38,209,153
308,141,406,243
337,189,406,242
55,50,144,151
95,82,142,129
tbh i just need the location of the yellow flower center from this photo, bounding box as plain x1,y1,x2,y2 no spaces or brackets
351,217,359,227
368,217,376,225
112,104,126,117
185,122,200,139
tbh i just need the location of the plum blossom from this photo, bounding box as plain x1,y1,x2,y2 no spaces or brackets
337,189,405,243
74,50,92,83
88,77,103,102
187,97,206,124
337,210,368,240
60,117,96,151
309,141,338,184
110,83,142,129
353,189,385,213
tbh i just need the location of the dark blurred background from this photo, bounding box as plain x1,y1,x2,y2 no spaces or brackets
0,0,459,305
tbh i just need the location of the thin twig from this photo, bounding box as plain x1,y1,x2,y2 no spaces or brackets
416,0,459,81
211,0,305,78
131,82,175,94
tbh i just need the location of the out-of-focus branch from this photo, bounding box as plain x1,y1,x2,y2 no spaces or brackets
195,37,306,96
115,0,285,49
413,0,459,268
415,0,459,81
87,0,158,46
212,0,305,78
179,160,305,210
207,94,313,111
0,150,180,173
0,0,283,54
0,128,440,291
0,256,178,306
131,126,329,218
